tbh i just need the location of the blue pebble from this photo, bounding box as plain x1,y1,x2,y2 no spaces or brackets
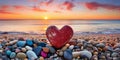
26,40,33,46
63,49,72,60
46,46,56,54
74,46,79,49
26,50,38,60
6,50,12,56
10,52,16,58
37,42,46,47
33,46,42,56
17,41,26,47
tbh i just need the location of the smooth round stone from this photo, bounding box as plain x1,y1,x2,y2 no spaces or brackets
72,52,80,58
79,50,92,59
26,50,38,60
39,56,44,60
9,40,18,45
74,46,79,49
10,52,16,59
114,48,120,52
17,52,26,59
38,42,46,47
33,46,42,56
21,48,27,52
25,46,32,50
96,43,105,48
6,50,12,56
41,51,47,58
46,46,56,54
111,52,118,57
17,41,26,47
63,49,72,60
26,40,33,46
42,47,49,53
0,48,3,53
58,51,64,56
15,48,21,53
69,45,74,50
2,55,10,60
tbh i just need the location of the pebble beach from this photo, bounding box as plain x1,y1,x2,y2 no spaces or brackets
0,34,120,60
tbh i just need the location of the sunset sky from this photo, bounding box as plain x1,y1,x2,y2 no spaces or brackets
0,0,120,20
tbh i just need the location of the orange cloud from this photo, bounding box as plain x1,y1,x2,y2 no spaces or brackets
62,1,75,10
32,6,47,12
0,5,10,10
85,2,120,10
13,5,29,10
0,10,18,14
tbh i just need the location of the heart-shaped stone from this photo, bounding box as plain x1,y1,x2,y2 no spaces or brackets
46,25,73,48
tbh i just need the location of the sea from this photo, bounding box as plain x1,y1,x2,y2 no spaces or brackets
0,20,120,34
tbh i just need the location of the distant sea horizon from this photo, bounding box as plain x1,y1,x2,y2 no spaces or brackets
0,19,120,34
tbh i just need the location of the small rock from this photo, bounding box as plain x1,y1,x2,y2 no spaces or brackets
72,52,80,58
79,50,92,59
25,46,32,50
69,45,74,50
17,52,26,59
26,39,33,46
46,46,56,54
58,50,64,56
39,56,44,60
21,48,27,52
42,47,49,53
26,50,38,60
38,42,46,47
41,51,47,58
33,46,42,56
10,52,16,59
15,48,21,53
63,49,72,60
5,50,12,56
17,41,26,47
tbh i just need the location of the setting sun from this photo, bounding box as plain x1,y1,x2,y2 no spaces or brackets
44,16,48,20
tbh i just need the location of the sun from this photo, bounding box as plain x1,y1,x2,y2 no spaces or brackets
44,16,48,20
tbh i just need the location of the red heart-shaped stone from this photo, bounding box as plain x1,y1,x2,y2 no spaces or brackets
46,25,73,48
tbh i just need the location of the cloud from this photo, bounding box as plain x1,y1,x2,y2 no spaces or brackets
28,0,38,2
40,0,54,6
85,2,120,10
0,5,10,10
32,6,47,12
13,5,29,10
0,10,18,14
62,1,75,10
54,11,61,13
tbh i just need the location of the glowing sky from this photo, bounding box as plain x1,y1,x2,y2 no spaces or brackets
0,0,120,19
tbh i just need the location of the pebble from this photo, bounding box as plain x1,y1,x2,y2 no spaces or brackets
33,46,42,56
38,42,46,47
21,48,27,52
9,40,18,45
10,52,16,59
26,50,38,60
58,50,64,56
69,45,74,50
39,56,44,60
42,47,49,53
15,48,21,53
41,51,47,58
96,43,105,48
72,52,80,58
17,52,26,59
6,50,12,56
79,50,92,59
46,46,56,54
63,49,72,60
26,39,33,46
25,46,32,50
17,41,26,47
